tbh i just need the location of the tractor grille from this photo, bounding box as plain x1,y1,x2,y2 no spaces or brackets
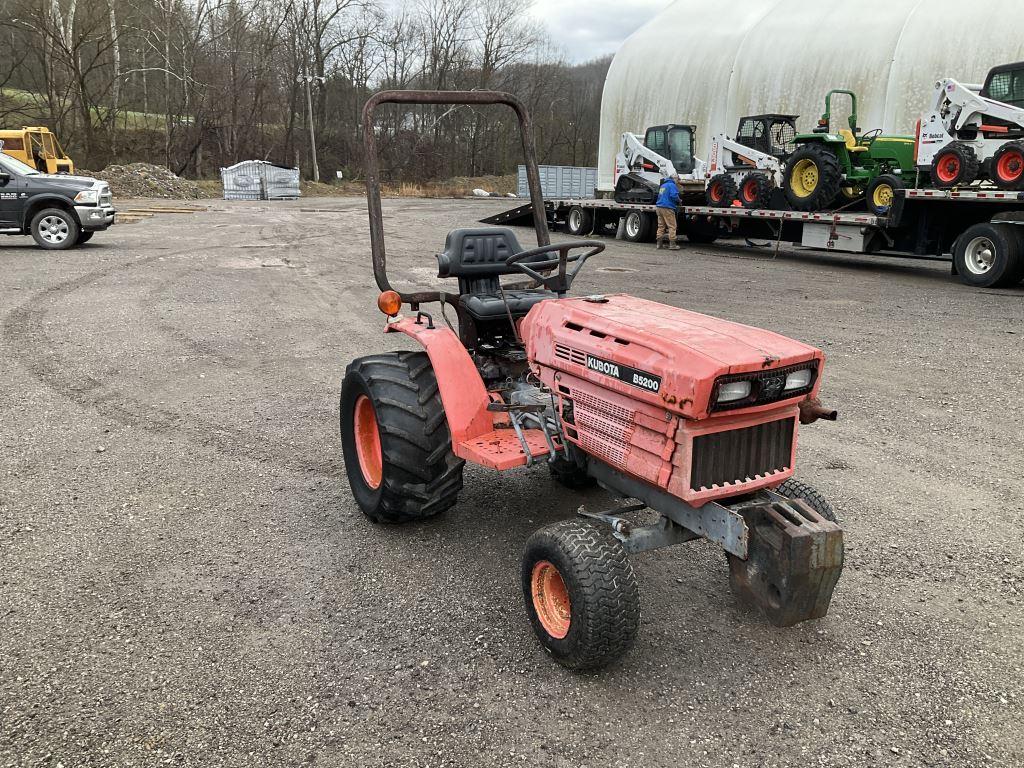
690,417,794,491
571,390,634,466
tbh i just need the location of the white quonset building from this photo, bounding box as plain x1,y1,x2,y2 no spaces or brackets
597,0,1024,192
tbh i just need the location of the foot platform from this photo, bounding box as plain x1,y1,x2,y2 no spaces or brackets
455,429,551,470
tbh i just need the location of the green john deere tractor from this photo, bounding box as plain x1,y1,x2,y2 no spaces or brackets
782,90,916,215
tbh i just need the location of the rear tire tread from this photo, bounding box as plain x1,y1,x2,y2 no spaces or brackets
341,351,464,523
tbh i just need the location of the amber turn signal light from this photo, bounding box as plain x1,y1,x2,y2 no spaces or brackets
377,290,402,316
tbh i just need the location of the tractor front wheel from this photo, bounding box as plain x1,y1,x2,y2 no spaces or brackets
991,141,1024,191
522,519,640,670
783,145,843,211
930,142,979,188
340,351,464,523
865,174,904,217
775,478,837,522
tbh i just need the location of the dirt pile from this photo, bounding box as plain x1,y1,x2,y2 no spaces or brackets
84,163,201,199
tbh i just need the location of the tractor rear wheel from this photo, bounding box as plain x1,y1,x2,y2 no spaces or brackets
705,173,738,207
953,222,1023,288
783,145,843,211
991,141,1024,191
738,173,773,209
522,519,640,670
775,478,836,522
340,351,464,523
930,142,979,188
865,174,904,217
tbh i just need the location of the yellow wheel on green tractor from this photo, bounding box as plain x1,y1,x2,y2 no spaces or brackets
865,173,904,217
790,158,819,199
783,145,843,211
872,182,893,209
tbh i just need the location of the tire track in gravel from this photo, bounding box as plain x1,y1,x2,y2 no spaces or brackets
2,247,343,477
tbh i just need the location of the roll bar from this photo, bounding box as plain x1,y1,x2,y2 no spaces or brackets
362,90,550,307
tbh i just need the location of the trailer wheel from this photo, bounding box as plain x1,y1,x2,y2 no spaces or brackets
952,222,1022,288
340,351,464,523
622,210,654,242
684,216,719,244
991,141,1024,191
30,208,80,250
783,145,842,211
706,173,738,207
865,174,903,217
775,478,836,522
565,206,593,236
522,519,640,671
930,142,979,188
739,174,773,209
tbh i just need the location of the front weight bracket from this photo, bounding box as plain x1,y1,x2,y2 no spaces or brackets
727,499,844,627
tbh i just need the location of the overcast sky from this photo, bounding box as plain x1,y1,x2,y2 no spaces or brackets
529,0,674,63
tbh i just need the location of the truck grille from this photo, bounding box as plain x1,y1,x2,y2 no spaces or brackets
689,417,794,491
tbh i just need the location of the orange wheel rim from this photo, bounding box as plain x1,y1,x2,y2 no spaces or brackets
531,560,571,639
937,154,960,183
997,151,1023,182
743,179,757,201
353,394,382,489
709,183,723,202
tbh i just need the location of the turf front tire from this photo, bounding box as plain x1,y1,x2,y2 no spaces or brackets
340,351,464,524
783,145,843,211
775,478,837,522
30,208,80,250
522,519,640,671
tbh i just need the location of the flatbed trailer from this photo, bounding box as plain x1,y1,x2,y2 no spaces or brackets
483,189,1024,289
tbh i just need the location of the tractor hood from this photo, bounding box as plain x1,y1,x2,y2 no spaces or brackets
521,294,824,419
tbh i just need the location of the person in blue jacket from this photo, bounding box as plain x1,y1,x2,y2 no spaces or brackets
655,175,681,250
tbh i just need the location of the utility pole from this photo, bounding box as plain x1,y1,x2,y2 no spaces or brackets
300,69,325,183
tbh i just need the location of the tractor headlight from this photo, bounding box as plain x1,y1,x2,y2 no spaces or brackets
784,368,813,390
74,189,99,205
716,380,752,403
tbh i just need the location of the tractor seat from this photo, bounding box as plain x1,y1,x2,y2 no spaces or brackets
459,289,555,320
839,129,869,153
436,227,555,321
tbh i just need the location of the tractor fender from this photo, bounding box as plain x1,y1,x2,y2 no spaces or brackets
385,316,492,443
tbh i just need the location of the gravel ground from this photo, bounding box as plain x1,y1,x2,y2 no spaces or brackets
1,198,1022,768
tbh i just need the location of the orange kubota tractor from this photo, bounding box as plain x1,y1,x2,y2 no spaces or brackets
340,91,844,670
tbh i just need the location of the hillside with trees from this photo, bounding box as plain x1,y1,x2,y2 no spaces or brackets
0,0,611,181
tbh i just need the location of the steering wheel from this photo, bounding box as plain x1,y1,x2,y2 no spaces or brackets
505,240,605,296
859,128,882,147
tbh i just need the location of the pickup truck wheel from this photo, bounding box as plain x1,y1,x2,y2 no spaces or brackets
953,223,1022,288
31,208,80,250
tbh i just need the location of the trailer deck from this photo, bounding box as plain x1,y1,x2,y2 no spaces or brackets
482,189,1024,288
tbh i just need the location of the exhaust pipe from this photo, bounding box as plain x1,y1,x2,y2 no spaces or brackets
799,397,838,425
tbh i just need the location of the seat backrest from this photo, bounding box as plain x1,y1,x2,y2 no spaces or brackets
436,227,524,280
